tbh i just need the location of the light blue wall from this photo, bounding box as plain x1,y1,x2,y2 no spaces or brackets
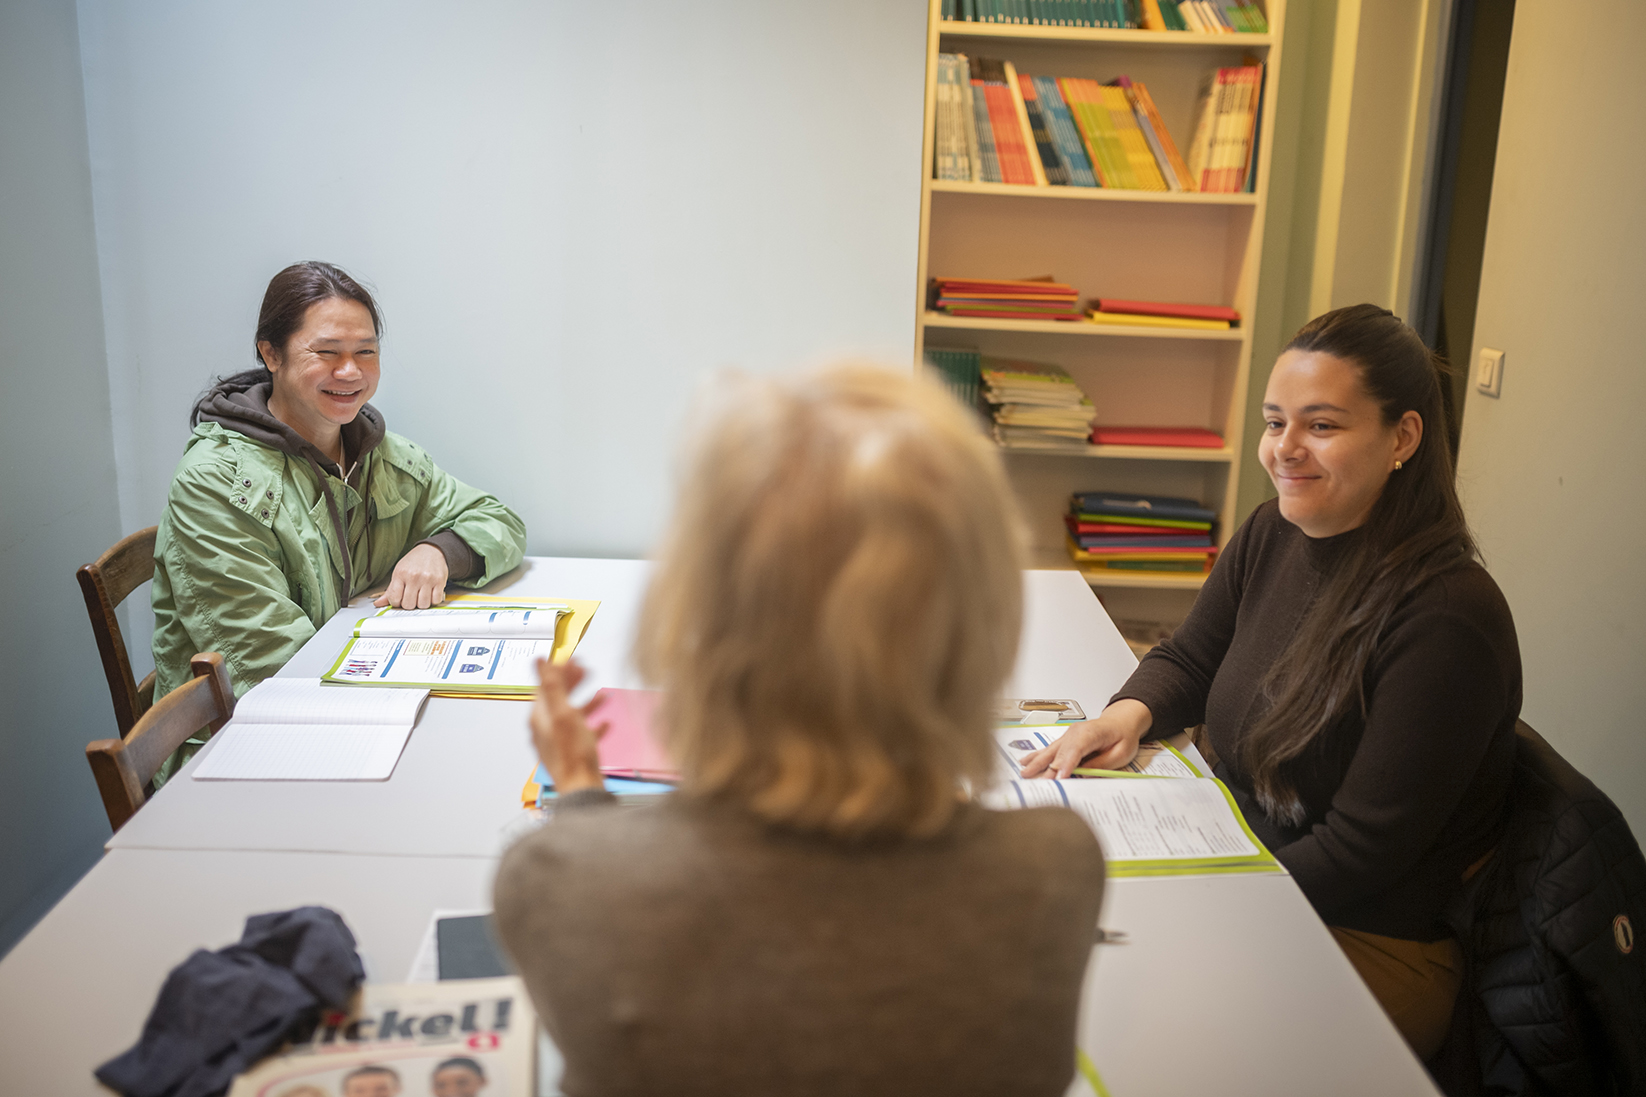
0,0,929,955
0,0,126,955
77,0,929,572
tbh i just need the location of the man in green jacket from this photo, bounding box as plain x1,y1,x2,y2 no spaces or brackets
150,262,527,779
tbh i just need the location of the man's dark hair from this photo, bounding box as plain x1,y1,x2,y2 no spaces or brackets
433,1056,486,1078
342,1064,400,1086
254,260,383,369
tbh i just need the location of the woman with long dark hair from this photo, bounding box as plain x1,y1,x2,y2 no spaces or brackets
1022,304,1521,1060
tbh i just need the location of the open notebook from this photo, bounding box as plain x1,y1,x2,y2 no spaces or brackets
192,678,429,781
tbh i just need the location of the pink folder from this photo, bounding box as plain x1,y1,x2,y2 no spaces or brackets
589,688,679,782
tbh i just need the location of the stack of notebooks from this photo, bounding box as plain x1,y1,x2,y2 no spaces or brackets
522,688,679,808
981,357,1097,450
1066,491,1218,573
939,0,1269,33
1088,297,1241,330
930,276,1083,321
934,57,1201,193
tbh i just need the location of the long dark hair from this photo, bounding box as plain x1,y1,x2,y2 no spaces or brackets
1242,304,1476,826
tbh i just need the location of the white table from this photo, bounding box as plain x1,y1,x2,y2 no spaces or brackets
0,560,1439,1096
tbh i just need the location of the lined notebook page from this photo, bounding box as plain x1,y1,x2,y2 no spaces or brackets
192,680,429,781
232,678,429,725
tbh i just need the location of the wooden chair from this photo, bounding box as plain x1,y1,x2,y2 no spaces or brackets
86,652,236,832
76,526,159,737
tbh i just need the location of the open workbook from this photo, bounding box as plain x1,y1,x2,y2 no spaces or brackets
988,717,1281,877
192,678,429,781
322,594,598,695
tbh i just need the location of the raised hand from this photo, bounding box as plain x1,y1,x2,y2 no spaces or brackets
530,658,608,794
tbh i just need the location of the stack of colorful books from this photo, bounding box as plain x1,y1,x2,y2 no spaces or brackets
930,276,1083,321
1066,491,1218,573
982,357,1096,451
1087,297,1241,330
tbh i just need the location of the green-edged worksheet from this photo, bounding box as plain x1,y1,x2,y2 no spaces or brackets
989,723,1281,877
322,601,569,693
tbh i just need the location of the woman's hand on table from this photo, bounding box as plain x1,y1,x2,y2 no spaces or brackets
1019,698,1154,779
531,657,607,794
374,543,449,608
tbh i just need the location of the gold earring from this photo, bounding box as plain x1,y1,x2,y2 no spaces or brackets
1394,460,1404,471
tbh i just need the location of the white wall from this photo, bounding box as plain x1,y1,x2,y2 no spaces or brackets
1456,0,1646,834
77,0,928,581
0,0,127,955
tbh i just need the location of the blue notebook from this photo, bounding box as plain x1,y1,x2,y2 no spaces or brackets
534,764,674,807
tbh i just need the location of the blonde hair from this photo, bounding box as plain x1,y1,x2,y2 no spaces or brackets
635,363,1026,840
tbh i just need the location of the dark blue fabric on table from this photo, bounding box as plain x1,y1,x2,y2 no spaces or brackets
95,906,364,1097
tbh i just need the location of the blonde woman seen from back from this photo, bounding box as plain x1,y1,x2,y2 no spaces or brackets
494,364,1105,1097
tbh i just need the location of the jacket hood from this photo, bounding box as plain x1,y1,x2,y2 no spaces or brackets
193,368,386,474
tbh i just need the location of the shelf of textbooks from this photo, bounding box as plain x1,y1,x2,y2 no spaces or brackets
925,311,1245,340
914,0,1285,607
933,23,1272,48
931,177,1259,204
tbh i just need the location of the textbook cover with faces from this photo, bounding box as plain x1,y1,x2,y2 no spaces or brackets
226,977,533,1097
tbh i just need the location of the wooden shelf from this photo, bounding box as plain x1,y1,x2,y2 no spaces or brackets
923,312,1246,341
928,179,1260,205
1000,443,1236,462
936,21,1273,48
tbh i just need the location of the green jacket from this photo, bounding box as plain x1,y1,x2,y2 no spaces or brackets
151,415,526,756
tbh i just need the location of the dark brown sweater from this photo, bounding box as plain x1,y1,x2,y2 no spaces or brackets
1118,500,1521,940
493,795,1105,1097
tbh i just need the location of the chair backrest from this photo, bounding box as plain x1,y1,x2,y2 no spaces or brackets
1448,719,1646,1095
76,526,159,737
85,651,236,833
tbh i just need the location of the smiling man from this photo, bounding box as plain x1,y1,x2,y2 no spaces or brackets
148,261,527,781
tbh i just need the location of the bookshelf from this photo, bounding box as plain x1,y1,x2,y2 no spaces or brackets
914,1,1286,624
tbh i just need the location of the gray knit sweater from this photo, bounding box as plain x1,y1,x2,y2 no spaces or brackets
493,794,1105,1097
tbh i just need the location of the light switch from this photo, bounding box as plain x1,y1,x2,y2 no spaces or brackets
1476,348,1504,398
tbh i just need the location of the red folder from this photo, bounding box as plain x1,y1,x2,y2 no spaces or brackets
1090,426,1226,447
1091,299,1241,323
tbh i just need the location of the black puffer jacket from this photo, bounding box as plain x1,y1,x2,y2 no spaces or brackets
1439,722,1646,1096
